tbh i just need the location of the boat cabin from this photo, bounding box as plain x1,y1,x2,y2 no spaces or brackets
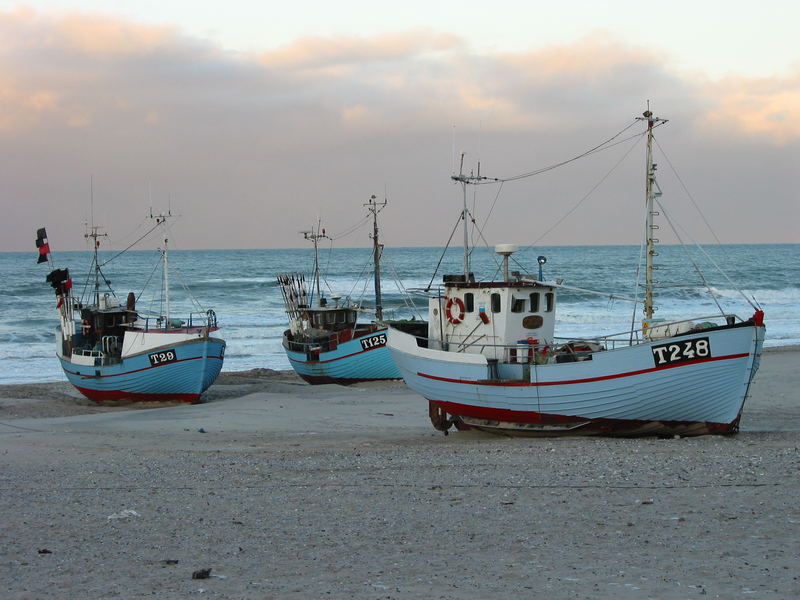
427,245,557,362
302,305,359,334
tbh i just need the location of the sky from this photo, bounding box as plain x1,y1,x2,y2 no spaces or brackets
1,1,798,252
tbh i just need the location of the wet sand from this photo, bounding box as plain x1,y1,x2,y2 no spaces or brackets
0,349,798,599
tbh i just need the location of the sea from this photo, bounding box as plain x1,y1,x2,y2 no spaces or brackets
1,244,797,385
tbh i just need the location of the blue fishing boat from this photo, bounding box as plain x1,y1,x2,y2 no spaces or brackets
387,109,765,436
277,196,425,385
37,212,225,403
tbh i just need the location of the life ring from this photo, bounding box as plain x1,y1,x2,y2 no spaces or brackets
82,319,91,336
445,297,465,324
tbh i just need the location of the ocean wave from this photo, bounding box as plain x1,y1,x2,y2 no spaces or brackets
707,286,799,305
0,331,53,345
198,277,276,285
1,245,796,385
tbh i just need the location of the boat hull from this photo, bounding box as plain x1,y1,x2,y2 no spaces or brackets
388,324,765,436
283,330,400,385
59,337,226,403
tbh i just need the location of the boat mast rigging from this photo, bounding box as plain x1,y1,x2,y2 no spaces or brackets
150,209,173,328
364,194,387,321
84,177,109,305
302,221,330,307
451,153,491,280
84,225,108,305
637,107,667,323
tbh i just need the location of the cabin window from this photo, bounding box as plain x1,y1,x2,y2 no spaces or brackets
511,297,526,313
337,311,346,323
313,314,322,326
491,293,501,313
464,293,474,312
545,292,554,312
530,293,540,312
326,313,336,324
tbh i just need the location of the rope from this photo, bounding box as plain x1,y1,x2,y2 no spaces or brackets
331,215,370,241
654,198,728,316
381,251,423,319
425,213,463,291
655,197,757,311
347,253,373,305
629,214,648,344
461,120,645,185
529,133,645,247
99,221,160,267
655,137,726,247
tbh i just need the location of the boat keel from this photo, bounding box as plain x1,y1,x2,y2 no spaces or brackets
429,400,739,437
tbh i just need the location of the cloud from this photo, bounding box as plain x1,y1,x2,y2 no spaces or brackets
2,9,797,140
0,8,797,252
54,12,176,56
700,72,800,144
259,30,463,70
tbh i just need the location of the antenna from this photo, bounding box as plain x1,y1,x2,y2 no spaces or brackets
451,125,456,175
149,210,175,327
85,176,108,302
302,220,331,306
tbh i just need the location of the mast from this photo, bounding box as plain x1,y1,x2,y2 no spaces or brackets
151,210,173,328
451,152,477,280
302,221,330,307
84,225,108,306
164,231,170,327
638,106,667,323
365,194,387,320
461,172,469,281
84,178,107,306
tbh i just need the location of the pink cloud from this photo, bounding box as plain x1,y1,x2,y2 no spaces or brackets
1,9,797,145
259,30,463,70
54,12,176,56
700,72,800,144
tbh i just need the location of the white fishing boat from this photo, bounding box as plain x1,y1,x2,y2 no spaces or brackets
37,211,225,403
387,110,765,436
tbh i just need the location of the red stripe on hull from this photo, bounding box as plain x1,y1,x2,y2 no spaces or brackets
430,399,738,437
74,386,200,404
63,355,222,380
289,344,386,366
418,352,749,387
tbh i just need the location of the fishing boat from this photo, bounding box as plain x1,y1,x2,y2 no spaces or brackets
277,196,425,384
387,110,765,436
37,212,226,403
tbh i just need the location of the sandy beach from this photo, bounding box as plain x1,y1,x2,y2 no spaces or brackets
1,349,798,599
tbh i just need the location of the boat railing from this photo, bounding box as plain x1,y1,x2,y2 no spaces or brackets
73,346,122,366
584,313,742,348
284,334,340,354
75,348,104,358
134,308,219,332
101,335,121,356
412,313,745,363
185,309,218,328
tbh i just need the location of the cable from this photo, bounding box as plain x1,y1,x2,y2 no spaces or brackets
99,221,161,268
425,213,464,291
529,133,645,247
331,215,370,241
459,120,646,185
